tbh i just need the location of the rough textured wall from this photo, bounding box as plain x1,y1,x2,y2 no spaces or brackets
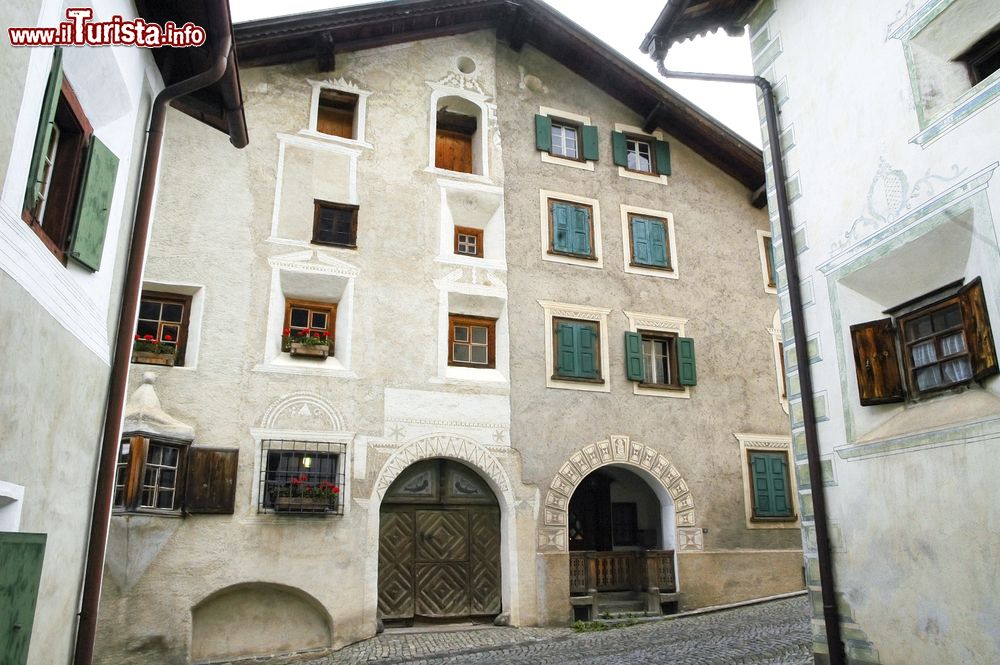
0,0,40,188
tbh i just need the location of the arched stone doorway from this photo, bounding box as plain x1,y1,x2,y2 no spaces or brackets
377,459,501,625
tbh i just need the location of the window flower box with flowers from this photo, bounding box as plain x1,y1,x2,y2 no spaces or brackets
281,328,331,359
131,334,177,366
272,474,340,513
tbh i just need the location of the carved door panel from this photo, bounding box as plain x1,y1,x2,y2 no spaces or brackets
469,508,501,614
377,511,415,619
414,510,470,617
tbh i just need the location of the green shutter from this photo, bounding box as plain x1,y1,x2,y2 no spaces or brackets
631,218,650,265
572,206,591,256
556,322,579,377
0,532,47,665
653,139,672,175
69,136,119,271
769,454,792,516
611,131,627,166
766,237,777,286
534,114,552,152
677,336,697,386
577,324,599,378
551,202,572,253
24,48,64,211
582,124,599,161
751,452,792,518
648,219,669,267
751,453,773,516
625,332,644,381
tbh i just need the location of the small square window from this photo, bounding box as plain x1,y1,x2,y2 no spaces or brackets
550,120,580,160
316,89,358,139
259,440,345,515
628,214,671,270
449,315,496,368
283,299,335,358
132,291,192,367
454,226,483,258
553,318,601,381
313,200,358,248
549,199,595,259
747,451,794,520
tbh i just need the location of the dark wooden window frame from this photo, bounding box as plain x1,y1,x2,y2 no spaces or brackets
134,290,193,366
112,436,189,516
746,449,796,522
956,25,1000,85
284,298,336,353
22,78,92,264
312,200,359,248
448,314,497,369
627,213,672,270
897,293,974,397
637,329,682,390
552,316,603,383
454,226,484,258
763,234,776,288
622,132,656,175
315,88,358,139
777,341,788,400
547,198,596,260
548,117,585,162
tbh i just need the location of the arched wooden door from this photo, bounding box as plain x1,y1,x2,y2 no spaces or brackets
378,459,501,624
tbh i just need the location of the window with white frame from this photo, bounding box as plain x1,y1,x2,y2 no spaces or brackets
534,106,597,171
624,311,692,399
757,229,778,293
540,190,603,269
620,204,677,279
733,433,798,530
539,301,611,393
308,80,370,144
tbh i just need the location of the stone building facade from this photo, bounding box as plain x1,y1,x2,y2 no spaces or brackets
94,2,802,663
648,0,1000,663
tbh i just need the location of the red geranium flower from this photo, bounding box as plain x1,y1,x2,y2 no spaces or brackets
332,486,340,494
290,477,301,486
144,334,154,341
282,327,291,336
323,331,330,338
164,334,173,342
298,473,308,482
134,334,140,341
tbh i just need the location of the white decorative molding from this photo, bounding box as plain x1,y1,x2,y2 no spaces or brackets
538,190,603,269
538,300,612,393
267,249,360,278
623,311,691,399
677,527,704,551
257,391,347,432
757,229,778,294
733,432,799,530
770,309,790,414
620,204,678,280
306,78,373,146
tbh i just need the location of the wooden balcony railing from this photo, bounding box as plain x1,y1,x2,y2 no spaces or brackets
569,549,676,594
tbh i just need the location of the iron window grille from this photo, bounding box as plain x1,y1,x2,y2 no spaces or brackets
258,439,346,516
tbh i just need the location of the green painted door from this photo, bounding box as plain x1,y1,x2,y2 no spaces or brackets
1,532,46,665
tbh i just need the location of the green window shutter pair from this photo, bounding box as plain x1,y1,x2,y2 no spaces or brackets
24,48,64,211
556,322,599,379
551,202,592,256
630,217,669,268
534,114,599,160
623,332,697,386
610,130,672,175
750,452,793,518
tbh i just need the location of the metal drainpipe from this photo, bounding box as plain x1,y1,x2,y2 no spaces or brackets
652,62,846,665
72,27,235,665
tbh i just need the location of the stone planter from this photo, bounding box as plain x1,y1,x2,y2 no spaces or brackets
289,342,330,359
131,350,176,366
274,496,336,513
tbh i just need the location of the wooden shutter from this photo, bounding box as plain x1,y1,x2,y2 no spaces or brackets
185,447,239,514
534,114,552,152
68,136,119,271
624,331,644,381
435,129,473,173
677,337,697,386
653,139,672,175
750,452,792,518
850,318,905,405
611,131,627,166
556,322,579,377
582,124,599,161
551,202,572,253
571,206,591,255
766,237,777,286
24,48,64,210
959,277,999,381
631,217,650,264
648,220,669,267
577,324,599,378
0,532,47,665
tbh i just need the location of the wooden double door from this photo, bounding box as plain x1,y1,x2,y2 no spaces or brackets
378,460,501,622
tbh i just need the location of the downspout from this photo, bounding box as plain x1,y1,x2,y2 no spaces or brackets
649,61,847,665
72,26,236,665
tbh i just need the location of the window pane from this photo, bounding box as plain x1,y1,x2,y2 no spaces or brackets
911,340,937,367
311,312,327,329
906,315,933,340
942,358,973,383
146,445,163,465
136,321,158,338
454,326,468,342
939,332,966,356
156,490,174,510
471,346,488,364
290,308,309,327
453,344,469,362
915,365,943,391
161,325,179,342
163,446,179,466
161,303,183,322
471,326,488,344
160,469,176,489
138,301,161,320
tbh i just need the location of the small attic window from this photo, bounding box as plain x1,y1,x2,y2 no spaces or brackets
316,89,358,139
435,105,479,174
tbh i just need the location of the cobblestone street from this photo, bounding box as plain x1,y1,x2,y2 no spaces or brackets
226,595,812,665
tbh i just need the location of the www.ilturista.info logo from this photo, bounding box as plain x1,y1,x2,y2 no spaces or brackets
8,8,206,47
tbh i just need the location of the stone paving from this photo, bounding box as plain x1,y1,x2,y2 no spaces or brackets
224,595,812,665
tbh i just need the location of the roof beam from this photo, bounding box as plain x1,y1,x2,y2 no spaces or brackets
316,31,335,72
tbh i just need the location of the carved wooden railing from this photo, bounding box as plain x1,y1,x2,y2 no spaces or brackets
569,550,676,594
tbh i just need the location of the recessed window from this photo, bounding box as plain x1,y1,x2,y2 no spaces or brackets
956,25,1000,85
550,120,580,160
448,315,496,368
454,226,483,258
113,437,186,512
316,89,358,139
764,236,777,288
628,214,671,270
626,137,652,172
850,277,998,404
259,440,345,515
313,200,358,248
642,334,677,387
553,318,601,382
283,299,335,359
534,112,599,165
612,130,671,177
132,291,192,367
747,451,794,520
435,109,476,173
625,329,696,389
548,199,595,259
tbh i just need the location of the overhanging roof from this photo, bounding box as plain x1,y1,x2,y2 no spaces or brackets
234,0,765,197
641,0,755,56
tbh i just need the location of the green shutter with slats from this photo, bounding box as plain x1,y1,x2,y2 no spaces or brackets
551,202,572,253
766,237,777,286
677,336,697,386
648,219,669,267
625,332,644,381
69,136,119,271
582,124,599,161
534,114,552,152
750,452,792,518
611,131,627,166
653,139,671,175
572,206,591,256
556,322,579,377
577,324,599,378
24,48,64,211
556,322,600,380
631,217,650,265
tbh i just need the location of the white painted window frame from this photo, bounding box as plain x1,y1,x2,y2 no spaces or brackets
539,300,611,393
613,122,669,185
620,204,678,280
733,432,799,530
539,189,603,270
431,274,509,386
435,178,507,271
757,229,778,294
769,309,790,414
134,280,207,371
425,84,493,183
538,105,595,172
624,310,690,399
304,78,373,148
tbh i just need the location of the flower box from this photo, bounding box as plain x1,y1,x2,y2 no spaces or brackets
274,496,336,513
289,342,330,359
131,350,176,366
